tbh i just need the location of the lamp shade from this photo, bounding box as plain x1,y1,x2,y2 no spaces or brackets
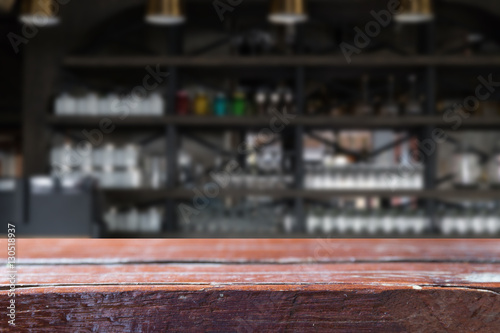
20,0,60,26
0,0,16,13
395,0,434,24
269,0,307,25
146,0,185,25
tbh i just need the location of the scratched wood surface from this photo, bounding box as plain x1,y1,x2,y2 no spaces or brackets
1,239,499,332
3,238,500,264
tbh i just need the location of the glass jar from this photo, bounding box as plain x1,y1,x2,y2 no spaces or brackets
193,90,210,116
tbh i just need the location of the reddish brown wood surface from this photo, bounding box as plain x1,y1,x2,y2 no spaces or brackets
1,239,499,332
2,238,499,264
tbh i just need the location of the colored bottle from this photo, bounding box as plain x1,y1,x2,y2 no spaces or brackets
194,90,210,116
175,90,190,115
213,93,227,117
232,91,246,116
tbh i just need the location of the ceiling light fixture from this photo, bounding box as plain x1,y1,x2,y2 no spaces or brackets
19,0,60,26
395,0,434,24
269,0,308,25
146,0,185,25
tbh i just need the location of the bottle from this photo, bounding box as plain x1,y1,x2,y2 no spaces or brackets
405,75,422,115
367,208,381,235
381,209,396,235
126,207,139,232
79,141,93,176
176,90,190,115
306,206,322,234
55,92,73,115
283,208,295,234
86,91,99,115
380,75,399,116
193,89,210,116
254,90,267,116
283,89,295,114
352,210,365,235
60,140,75,171
336,206,349,234
453,142,481,188
105,207,118,232
471,205,487,235
268,91,281,115
354,75,373,116
178,151,193,188
232,91,246,116
413,209,428,235
246,151,258,188
213,92,228,117
74,89,88,115
322,208,336,234
488,141,500,188
456,207,470,235
441,207,455,235
149,92,164,116
486,204,500,235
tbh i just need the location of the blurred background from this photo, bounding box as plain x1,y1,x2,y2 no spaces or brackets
1,0,500,238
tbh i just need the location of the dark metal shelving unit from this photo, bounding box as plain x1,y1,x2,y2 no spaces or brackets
0,114,21,127
103,188,500,201
47,115,500,129
20,2,500,237
100,231,449,239
46,116,167,128
56,27,500,234
63,55,500,68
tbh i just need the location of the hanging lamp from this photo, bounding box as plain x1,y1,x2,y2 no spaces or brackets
269,0,308,25
146,0,185,25
20,0,60,26
395,0,434,24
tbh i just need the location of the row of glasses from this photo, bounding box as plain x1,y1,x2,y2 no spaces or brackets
223,171,294,190
439,207,500,235
51,143,141,170
50,142,166,188
305,207,429,235
104,206,163,233
55,91,164,116
304,164,424,190
180,202,282,234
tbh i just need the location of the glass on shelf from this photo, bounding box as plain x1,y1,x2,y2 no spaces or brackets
379,75,399,116
405,75,422,115
353,75,374,116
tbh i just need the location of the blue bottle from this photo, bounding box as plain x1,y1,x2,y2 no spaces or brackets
213,93,227,117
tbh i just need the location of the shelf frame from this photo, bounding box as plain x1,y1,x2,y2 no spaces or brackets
63,55,500,68
46,115,500,129
26,8,500,237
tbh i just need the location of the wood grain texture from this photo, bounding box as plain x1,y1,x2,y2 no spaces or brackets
1,284,499,332
1,239,499,264
1,239,499,332
3,263,500,289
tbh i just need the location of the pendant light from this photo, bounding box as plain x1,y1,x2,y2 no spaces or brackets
0,0,15,13
19,0,60,26
395,0,434,24
146,0,185,25
269,0,308,25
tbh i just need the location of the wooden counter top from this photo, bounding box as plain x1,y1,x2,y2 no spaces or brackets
1,239,499,332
